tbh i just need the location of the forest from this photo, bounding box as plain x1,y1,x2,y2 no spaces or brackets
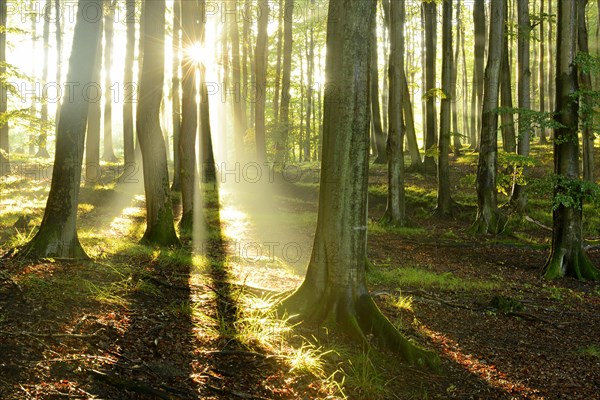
0,0,599,398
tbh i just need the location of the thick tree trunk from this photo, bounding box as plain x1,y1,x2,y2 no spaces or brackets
539,0,548,144
254,1,269,162
123,0,136,168
578,0,595,182
178,0,199,232
102,3,117,162
451,2,462,156
54,0,63,132
435,0,457,217
382,0,406,226
170,0,181,191
136,0,180,247
85,19,103,186
273,0,284,127
509,0,532,212
472,0,506,234
0,1,8,171
544,0,599,280
422,1,437,173
277,0,294,163
36,0,52,159
281,0,439,370
17,0,103,259
282,0,439,368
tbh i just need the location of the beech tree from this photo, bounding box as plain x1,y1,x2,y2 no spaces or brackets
277,0,293,162
471,0,506,234
102,2,117,162
15,0,103,259
578,0,595,182
543,0,599,280
254,1,269,162
280,0,439,369
136,0,179,246
36,0,51,158
178,0,199,232
122,0,136,167
0,0,7,172
471,0,486,150
422,0,437,173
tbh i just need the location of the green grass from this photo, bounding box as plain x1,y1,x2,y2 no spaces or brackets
578,344,600,358
368,265,500,292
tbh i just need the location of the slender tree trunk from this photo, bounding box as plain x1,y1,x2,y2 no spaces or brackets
36,0,52,158
423,1,437,173
0,0,8,172
473,0,486,151
229,1,245,160
500,0,517,153
280,0,439,370
371,18,387,164
402,71,422,170
460,11,471,149
17,0,103,259
28,3,37,156
170,0,181,191
54,0,63,132
381,0,390,136
136,0,180,247
254,1,269,162
451,1,461,156
472,0,506,234
199,1,215,183
509,0,532,212
277,0,294,163
435,0,456,217
382,0,406,226
85,17,103,185
304,22,315,162
242,0,251,130
123,0,136,169
178,0,199,232
102,2,117,162
544,0,599,280
578,0,595,182
273,0,284,126
539,0,548,144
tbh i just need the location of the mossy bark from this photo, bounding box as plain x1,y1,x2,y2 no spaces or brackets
280,0,439,370
16,0,104,260
543,0,599,280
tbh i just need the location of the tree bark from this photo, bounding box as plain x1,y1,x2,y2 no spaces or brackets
472,0,506,234
280,0,439,370
170,0,181,191
36,0,52,158
17,0,103,259
577,0,595,182
54,0,63,134
272,0,284,127
254,1,269,162
229,0,245,160
178,0,199,232
123,0,136,168
136,0,180,247
277,0,294,163
382,0,406,225
472,0,486,151
422,1,437,173
544,0,599,280
500,0,517,154
451,1,462,156
102,2,117,162
539,0,548,144
371,18,387,164
435,0,457,217
509,0,532,212
85,17,103,186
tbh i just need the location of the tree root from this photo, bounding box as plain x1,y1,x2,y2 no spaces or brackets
88,369,182,399
543,247,600,280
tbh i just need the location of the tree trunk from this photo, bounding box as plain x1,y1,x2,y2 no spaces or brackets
451,1,462,156
85,18,103,186
304,23,314,162
544,0,599,280
102,3,117,162
280,0,439,370
539,0,548,144
170,0,181,191
509,0,532,212
199,3,216,184
277,0,294,163
273,0,284,127
36,0,52,158
471,0,505,234
123,0,136,168
382,0,406,226
254,1,268,162
229,0,245,160
17,0,103,259
500,1,517,154
28,3,37,156
136,0,180,247
371,19,387,164
178,0,199,232
54,0,63,133
422,1,437,173
435,0,457,217
0,0,9,172
578,0,595,182
472,0,486,151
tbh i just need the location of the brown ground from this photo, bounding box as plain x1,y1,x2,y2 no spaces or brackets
0,152,599,399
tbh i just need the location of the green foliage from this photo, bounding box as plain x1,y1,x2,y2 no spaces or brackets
422,88,447,100
551,175,600,211
495,107,562,138
489,295,524,313
578,345,600,359
496,151,538,196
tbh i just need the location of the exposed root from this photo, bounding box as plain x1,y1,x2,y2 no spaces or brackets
543,247,600,281
432,200,463,219
469,210,507,235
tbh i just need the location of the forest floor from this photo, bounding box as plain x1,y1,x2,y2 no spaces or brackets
0,145,599,399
